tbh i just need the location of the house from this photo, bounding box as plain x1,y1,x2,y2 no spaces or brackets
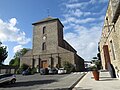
99,0,120,77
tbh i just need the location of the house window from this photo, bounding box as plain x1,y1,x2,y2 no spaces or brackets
106,17,110,32
110,40,116,60
43,26,46,34
42,42,46,51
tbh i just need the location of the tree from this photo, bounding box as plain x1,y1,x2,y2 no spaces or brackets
97,53,101,60
9,48,30,66
14,48,30,58
9,58,19,66
0,42,8,65
92,57,98,60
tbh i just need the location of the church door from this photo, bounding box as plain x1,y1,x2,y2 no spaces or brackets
41,60,48,68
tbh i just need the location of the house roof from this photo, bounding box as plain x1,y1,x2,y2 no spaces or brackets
32,16,64,27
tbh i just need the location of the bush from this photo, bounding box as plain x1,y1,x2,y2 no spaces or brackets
16,63,37,75
31,67,37,74
92,60,102,70
16,63,29,74
21,63,29,71
63,61,75,73
16,68,22,74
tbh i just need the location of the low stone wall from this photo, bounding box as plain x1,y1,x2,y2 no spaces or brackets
0,65,18,74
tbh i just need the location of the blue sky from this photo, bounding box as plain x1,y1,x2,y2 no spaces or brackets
0,0,108,64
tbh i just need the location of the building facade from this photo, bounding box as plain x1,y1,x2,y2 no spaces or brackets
21,17,84,72
99,0,120,77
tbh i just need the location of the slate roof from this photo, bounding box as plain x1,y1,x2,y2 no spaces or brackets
32,16,64,27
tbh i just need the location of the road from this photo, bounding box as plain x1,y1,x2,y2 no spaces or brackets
0,74,68,90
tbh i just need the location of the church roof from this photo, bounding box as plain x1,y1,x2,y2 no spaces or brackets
32,16,64,27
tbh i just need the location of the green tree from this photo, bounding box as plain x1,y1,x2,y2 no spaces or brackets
9,58,19,66
0,42,8,65
9,48,30,66
92,57,98,60
14,48,30,58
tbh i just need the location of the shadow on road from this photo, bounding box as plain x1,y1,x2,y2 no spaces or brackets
73,87,92,90
0,79,57,88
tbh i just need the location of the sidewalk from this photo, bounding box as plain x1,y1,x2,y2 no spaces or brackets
73,71,120,90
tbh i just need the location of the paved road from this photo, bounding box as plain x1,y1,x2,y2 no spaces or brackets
0,74,68,90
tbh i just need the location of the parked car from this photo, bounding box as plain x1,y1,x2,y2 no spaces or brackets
40,68,49,75
22,70,29,75
48,67,58,74
58,68,66,74
0,74,16,84
22,67,32,75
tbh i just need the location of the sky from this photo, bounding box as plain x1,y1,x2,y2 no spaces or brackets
0,0,109,64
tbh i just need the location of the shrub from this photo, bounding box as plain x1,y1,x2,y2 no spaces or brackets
21,63,29,71
92,60,102,70
89,64,98,71
16,63,37,75
16,63,29,74
63,61,75,73
31,67,37,74
16,68,22,74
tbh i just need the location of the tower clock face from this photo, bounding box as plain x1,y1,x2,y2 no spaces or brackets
43,36,47,40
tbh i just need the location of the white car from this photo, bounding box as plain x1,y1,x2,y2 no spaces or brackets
0,74,16,84
58,68,66,74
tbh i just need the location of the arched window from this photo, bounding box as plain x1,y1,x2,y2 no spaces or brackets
42,42,46,50
43,26,46,34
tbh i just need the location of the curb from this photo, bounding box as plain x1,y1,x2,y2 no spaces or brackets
69,73,86,90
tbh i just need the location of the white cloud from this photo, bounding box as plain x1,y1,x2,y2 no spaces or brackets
89,0,108,4
13,45,23,53
70,9,83,17
61,0,108,60
0,18,31,44
60,0,108,60
62,16,95,25
99,0,108,3
64,25,102,60
84,12,91,16
89,0,97,4
68,0,78,3
9,18,17,26
3,56,12,65
65,0,108,9
65,3,86,9
65,9,92,18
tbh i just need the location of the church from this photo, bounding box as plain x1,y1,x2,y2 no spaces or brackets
20,17,84,72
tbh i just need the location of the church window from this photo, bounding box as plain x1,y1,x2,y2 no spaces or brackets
43,26,46,34
110,40,116,60
42,42,46,50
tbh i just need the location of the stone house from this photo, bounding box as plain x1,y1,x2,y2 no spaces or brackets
20,17,84,72
99,0,120,77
